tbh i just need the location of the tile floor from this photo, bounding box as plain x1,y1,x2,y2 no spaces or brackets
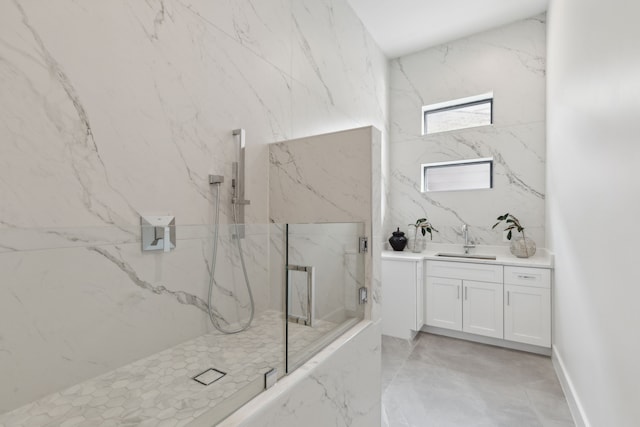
381,333,575,427
0,310,342,427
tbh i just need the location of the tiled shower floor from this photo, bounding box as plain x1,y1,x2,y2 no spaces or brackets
0,310,339,427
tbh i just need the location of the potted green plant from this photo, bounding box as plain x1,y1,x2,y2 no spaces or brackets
492,213,536,258
409,217,438,253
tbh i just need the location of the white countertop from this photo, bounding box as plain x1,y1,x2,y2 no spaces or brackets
382,244,554,268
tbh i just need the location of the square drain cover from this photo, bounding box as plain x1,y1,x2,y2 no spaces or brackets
192,368,226,386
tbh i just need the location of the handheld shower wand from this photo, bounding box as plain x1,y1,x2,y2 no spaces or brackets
205,129,255,334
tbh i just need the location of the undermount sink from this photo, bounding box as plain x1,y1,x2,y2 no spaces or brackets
435,252,497,260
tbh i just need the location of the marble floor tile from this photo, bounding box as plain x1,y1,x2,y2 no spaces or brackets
381,335,419,392
382,333,575,427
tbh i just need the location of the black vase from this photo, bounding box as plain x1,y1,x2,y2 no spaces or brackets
388,228,408,251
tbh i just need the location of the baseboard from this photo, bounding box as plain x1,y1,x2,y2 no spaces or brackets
422,326,552,356
552,346,590,427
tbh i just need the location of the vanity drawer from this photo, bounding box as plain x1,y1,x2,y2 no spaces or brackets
426,260,503,284
504,266,550,288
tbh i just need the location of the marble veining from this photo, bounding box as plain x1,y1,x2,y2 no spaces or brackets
218,321,381,427
88,246,209,313
269,127,373,225
445,131,545,200
292,15,335,107
5,1,139,228
269,145,354,221
388,15,546,247
0,226,270,413
0,310,338,427
1,0,386,422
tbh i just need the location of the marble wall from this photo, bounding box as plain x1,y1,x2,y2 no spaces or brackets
0,0,388,414
218,321,382,427
388,15,546,248
269,126,381,322
267,127,382,426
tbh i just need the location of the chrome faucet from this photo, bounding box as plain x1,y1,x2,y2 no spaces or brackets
461,223,476,254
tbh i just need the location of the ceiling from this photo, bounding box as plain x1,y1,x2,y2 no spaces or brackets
347,0,549,58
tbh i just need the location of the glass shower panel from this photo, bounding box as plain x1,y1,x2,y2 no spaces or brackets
285,222,366,372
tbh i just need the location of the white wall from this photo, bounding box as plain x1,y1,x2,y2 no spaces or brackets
389,16,546,247
547,1,640,425
0,0,388,413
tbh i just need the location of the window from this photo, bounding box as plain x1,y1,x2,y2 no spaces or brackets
421,158,493,192
422,92,493,135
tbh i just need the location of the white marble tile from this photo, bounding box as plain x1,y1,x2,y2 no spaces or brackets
269,127,373,225
0,224,275,413
291,1,384,117
388,15,546,248
218,321,382,427
0,0,293,230
0,310,314,427
0,0,386,422
289,79,363,141
290,0,388,139
390,15,546,143
389,122,546,246
180,0,293,74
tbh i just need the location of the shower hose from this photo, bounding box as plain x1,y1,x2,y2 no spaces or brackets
207,182,255,334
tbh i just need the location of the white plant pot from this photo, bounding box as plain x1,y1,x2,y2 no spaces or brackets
510,236,536,258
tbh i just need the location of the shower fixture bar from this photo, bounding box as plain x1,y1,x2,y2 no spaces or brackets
232,129,250,238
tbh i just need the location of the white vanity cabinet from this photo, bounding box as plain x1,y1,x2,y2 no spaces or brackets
382,250,553,353
504,266,551,347
426,261,504,339
381,258,424,340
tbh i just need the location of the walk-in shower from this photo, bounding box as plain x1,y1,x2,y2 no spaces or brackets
207,129,254,334
0,126,370,426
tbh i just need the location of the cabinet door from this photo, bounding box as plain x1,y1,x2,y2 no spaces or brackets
504,284,551,347
426,276,462,331
382,259,419,339
463,280,504,339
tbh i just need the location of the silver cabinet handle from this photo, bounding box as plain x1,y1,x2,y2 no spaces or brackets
507,291,510,306
457,286,460,300
517,274,536,279
464,286,468,300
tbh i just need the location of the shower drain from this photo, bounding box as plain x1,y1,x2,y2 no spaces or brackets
192,368,226,386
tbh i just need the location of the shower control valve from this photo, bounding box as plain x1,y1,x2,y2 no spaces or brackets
141,215,176,253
